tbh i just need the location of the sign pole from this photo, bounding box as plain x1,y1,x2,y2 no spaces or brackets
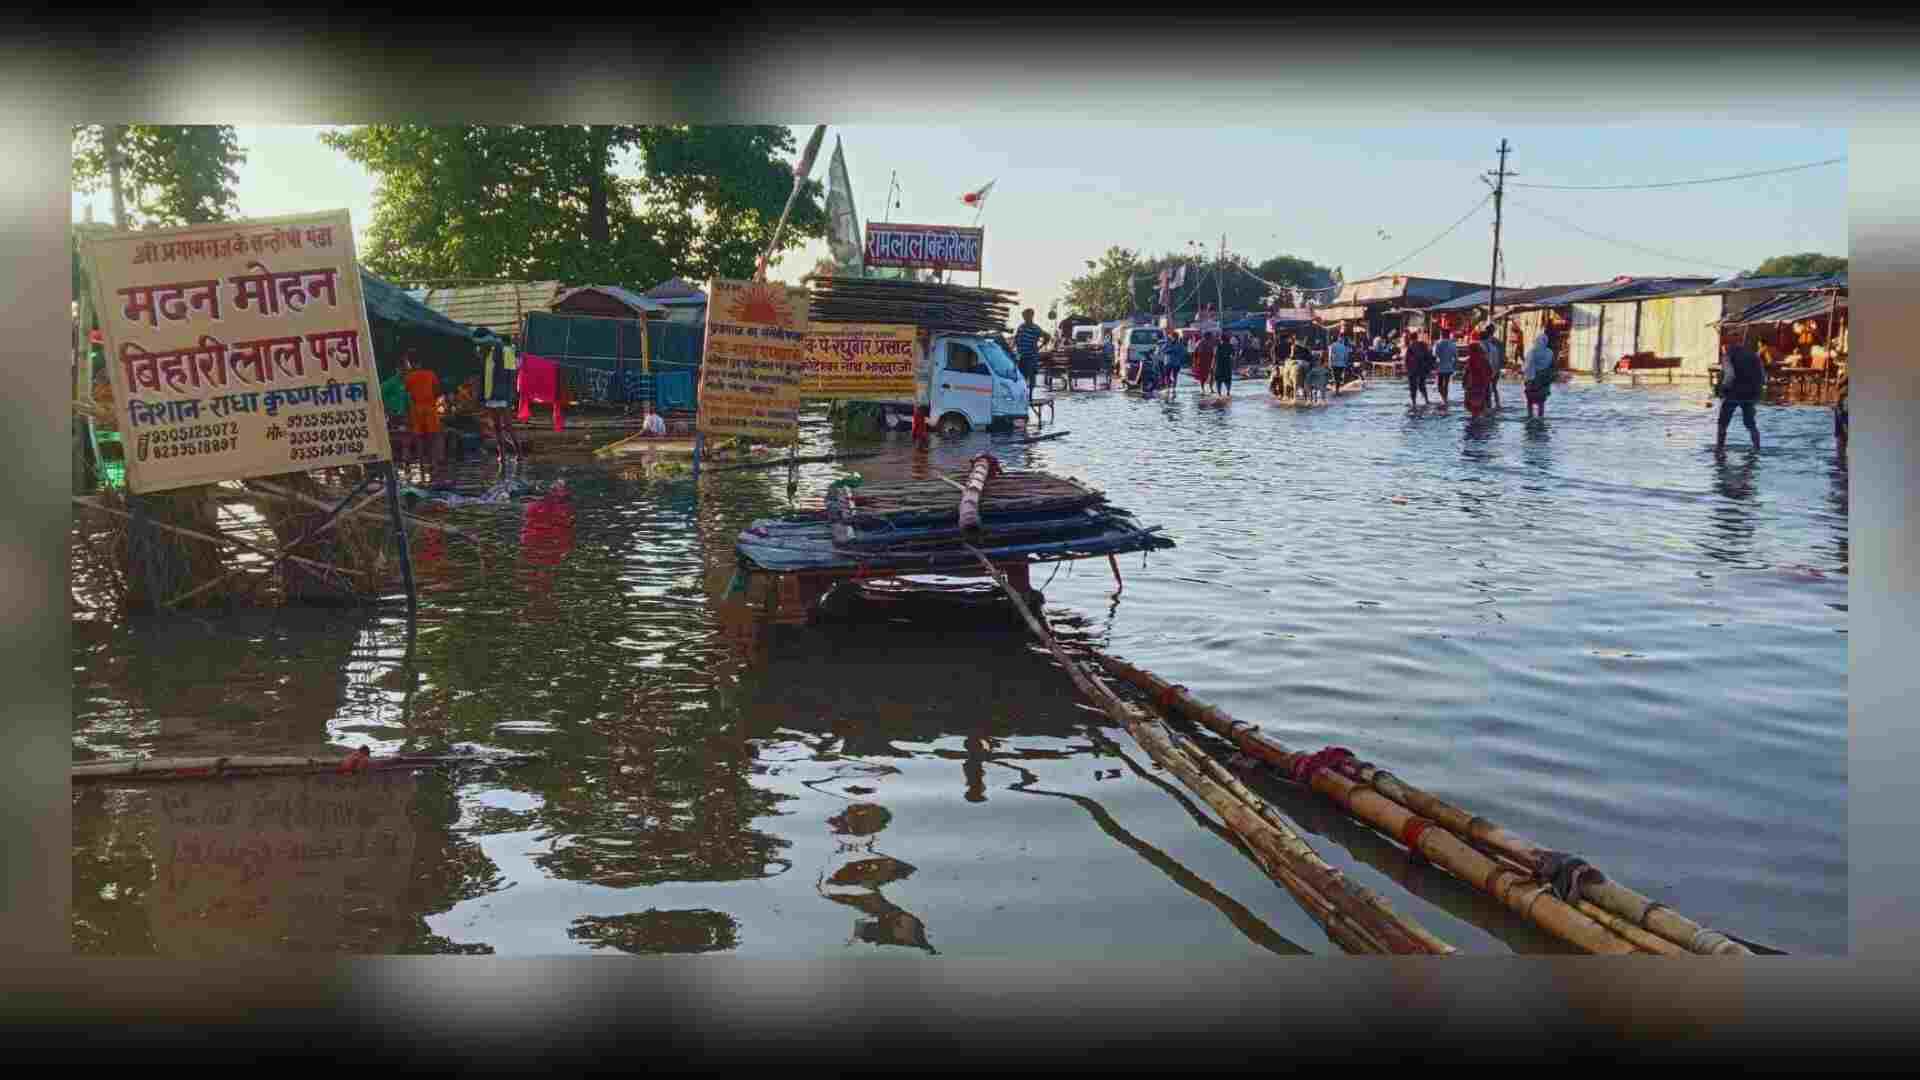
383,462,417,620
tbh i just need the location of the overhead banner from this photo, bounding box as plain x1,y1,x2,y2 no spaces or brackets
83,210,391,493
801,323,919,401
863,222,984,273
696,278,809,445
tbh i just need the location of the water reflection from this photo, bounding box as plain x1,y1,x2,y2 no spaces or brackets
72,383,1848,956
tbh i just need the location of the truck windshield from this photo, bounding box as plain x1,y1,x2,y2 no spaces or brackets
976,339,1021,380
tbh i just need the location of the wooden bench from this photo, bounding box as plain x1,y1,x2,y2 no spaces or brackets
1615,353,1682,385
1040,347,1113,391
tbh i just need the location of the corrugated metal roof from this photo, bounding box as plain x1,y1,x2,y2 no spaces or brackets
414,281,564,337
1670,272,1846,297
554,285,669,316
1716,292,1846,328
361,269,478,341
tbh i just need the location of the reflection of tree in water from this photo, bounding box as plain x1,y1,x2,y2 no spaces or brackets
568,908,740,955
99,608,375,757
71,785,161,955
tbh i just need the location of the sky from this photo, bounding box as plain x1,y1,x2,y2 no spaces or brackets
73,123,1848,316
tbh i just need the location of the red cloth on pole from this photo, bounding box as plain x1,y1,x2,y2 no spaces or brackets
516,354,566,432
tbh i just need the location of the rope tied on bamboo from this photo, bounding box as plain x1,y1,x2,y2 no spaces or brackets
1536,849,1608,903
1399,816,1437,861
1289,746,1357,786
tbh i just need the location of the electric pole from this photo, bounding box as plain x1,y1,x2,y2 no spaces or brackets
1485,139,1515,363
1216,233,1226,326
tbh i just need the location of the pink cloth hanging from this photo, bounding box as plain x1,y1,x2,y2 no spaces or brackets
515,354,566,432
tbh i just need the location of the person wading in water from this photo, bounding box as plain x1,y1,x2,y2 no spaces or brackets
1715,340,1767,451
1405,329,1435,407
1463,337,1494,417
1432,330,1459,406
1523,330,1557,419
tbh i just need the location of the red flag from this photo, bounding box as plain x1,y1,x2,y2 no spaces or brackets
960,180,996,207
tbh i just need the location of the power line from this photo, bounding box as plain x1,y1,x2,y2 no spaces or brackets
1510,156,1844,192
1366,192,1494,280
1503,195,1744,272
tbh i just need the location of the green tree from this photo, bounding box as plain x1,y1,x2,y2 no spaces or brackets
71,125,246,229
321,125,826,287
1752,252,1847,277
1063,247,1338,322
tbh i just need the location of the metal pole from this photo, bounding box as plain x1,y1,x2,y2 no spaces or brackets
383,463,417,621
1486,138,1511,363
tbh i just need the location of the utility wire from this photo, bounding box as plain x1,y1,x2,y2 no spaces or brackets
1510,156,1844,191
1504,195,1744,272
1365,192,1493,281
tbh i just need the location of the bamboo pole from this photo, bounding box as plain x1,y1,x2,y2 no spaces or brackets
73,496,362,586
73,750,539,783
160,486,388,609
1090,652,1750,957
958,455,995,533
968,546,1452,955
243,478,496,554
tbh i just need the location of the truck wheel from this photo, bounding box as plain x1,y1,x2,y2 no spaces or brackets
937,413,970,437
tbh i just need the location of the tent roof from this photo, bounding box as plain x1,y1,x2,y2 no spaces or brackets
360,268,482,341
412,280,564,336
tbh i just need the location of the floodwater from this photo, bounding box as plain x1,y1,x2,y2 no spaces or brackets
71,377,1848,957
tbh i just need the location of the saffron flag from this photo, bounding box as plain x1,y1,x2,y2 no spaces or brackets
960,180,995,208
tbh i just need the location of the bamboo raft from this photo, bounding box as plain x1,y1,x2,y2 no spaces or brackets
732,458,1173,624
983,597,1778,955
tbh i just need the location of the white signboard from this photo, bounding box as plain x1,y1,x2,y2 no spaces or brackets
84,210,391,493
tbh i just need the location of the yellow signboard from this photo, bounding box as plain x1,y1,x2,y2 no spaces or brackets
802,323,920,401
83,210,392,493
695,279,809,445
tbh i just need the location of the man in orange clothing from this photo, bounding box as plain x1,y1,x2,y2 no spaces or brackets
402,351,445,478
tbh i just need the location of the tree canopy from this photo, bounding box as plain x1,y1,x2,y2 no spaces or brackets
1752,252,1847,277
71,124,247,229
321,125,826,288
1060,247,1338,322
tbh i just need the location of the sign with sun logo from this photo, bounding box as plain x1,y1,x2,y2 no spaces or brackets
696,278,811,445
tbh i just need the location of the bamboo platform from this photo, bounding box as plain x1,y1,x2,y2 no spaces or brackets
733,464,1173,625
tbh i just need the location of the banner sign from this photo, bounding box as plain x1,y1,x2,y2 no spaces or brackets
83,210,391,493
1268,308,1314,323
801,323,920,401
863,222,984,272
695,278,809,445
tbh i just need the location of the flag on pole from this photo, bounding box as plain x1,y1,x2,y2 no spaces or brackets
960,180,996,209
1171,264,1186,289
824,136,863,273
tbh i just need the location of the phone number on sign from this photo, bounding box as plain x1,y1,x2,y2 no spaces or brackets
288,410,371,429
288,426,370,447
290,442,365,462
152,422,240,443
153,437,237,460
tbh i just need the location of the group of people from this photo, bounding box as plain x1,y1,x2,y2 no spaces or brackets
1392,324,1556,418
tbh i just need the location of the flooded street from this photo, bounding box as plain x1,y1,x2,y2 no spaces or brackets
71,379,1848,957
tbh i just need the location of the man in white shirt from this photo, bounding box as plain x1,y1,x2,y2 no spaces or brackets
1523,331,1557,418
641,403,667,437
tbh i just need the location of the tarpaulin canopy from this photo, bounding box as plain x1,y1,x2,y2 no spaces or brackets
1714,291,1846,328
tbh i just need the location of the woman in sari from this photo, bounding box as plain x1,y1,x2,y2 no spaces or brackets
1463,338,1494,417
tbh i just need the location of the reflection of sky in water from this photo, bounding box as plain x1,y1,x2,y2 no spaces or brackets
72,381,1847,957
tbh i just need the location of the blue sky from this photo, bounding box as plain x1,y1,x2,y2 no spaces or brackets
73,123,1847,315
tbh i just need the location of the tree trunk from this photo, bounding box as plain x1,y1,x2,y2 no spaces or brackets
586,125,612,248
106,124,127,230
